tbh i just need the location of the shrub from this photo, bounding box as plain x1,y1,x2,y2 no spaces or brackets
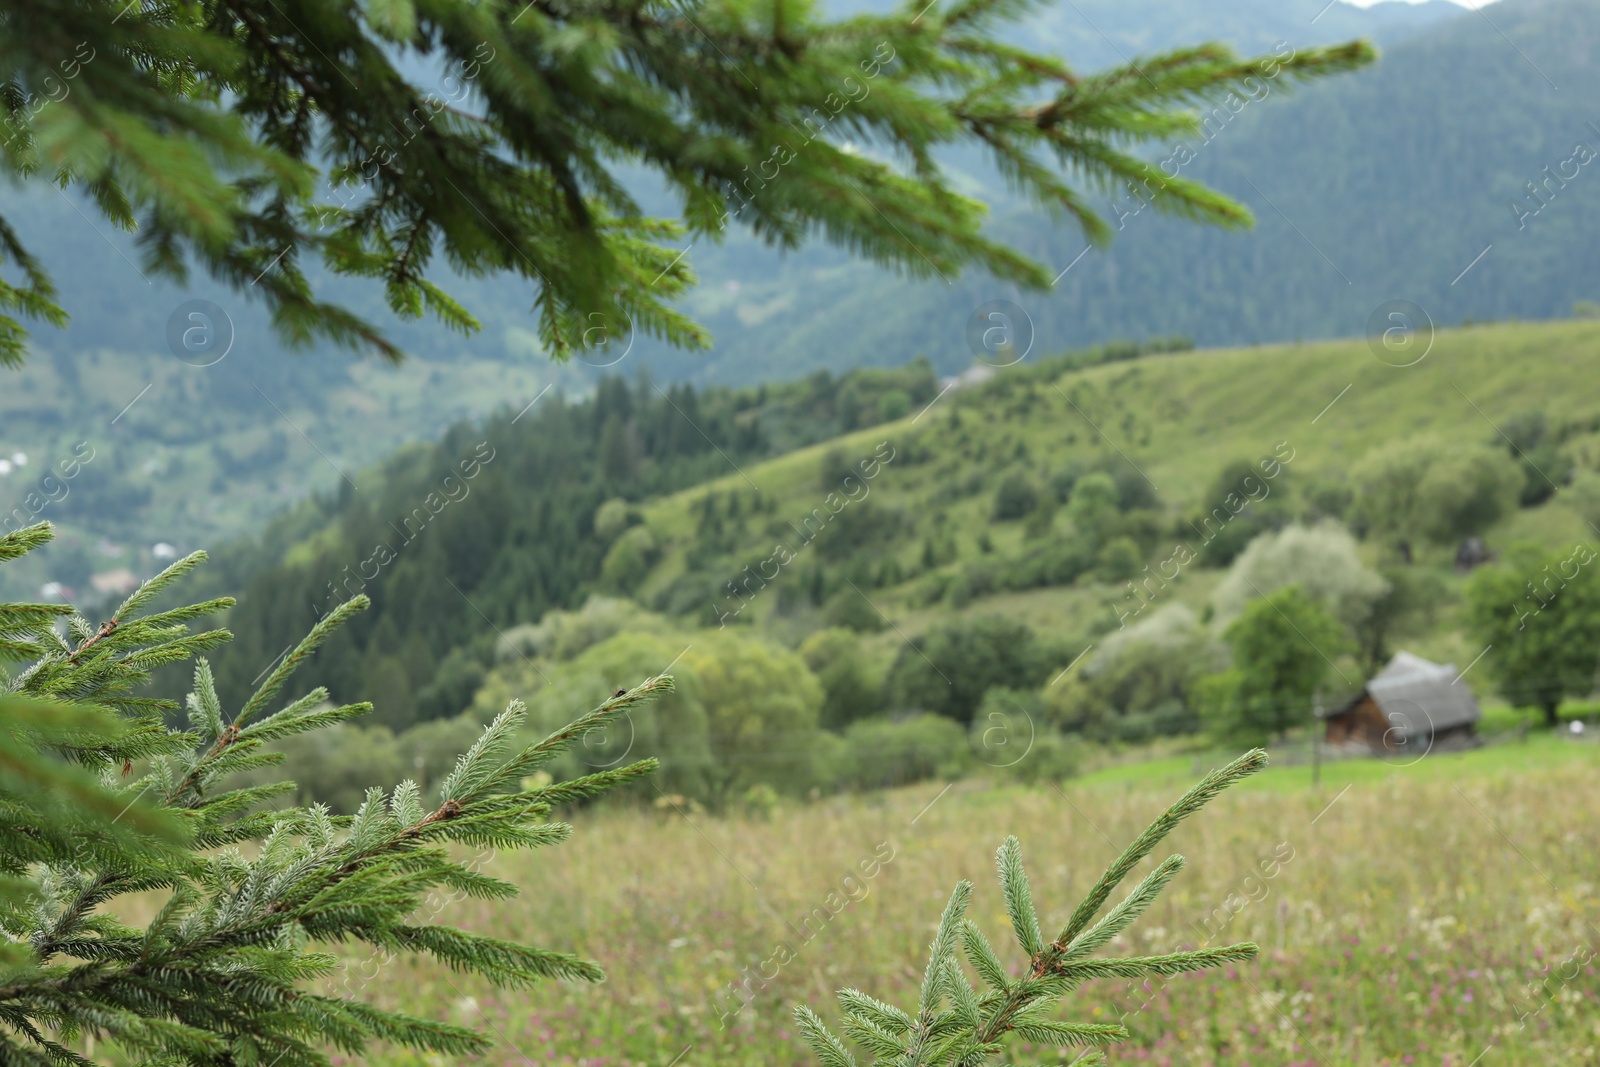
1044,604,1221,741
800,627,885,728
684,631,826,801
495,594,670,663
1302,478,1354,522
1190,458,1293,567
878,388,912,421
474,629,718,800
967,687,1081,782
1067,471,1118,544
414,643,490,721
1565,468,1600,529
992,472,1041,520
599,524,659,592
1498,411,1572,506
1023,498,1059,539
833,714,973,790
1353,436,1522,558
1096,535,1144,582
995,537,1095,590
1111,465,1161,511
945,562,997,608
888,616,1054,724
994,728,1084,783
819,446,854,489
823,587,890,632
1049,463,1085,502
593,496,636,541
815,500,906,562
1210,520,1389,629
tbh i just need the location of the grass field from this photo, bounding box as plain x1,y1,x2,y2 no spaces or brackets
331,735,1600,1067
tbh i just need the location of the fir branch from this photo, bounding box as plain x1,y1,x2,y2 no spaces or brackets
0,522,54,564
795,751,1268,1067
234,596,370,729
997,836,1043,957
1051,749,1266,951
1046,944,1258,982
0,534,664,1067
0,0,1372,365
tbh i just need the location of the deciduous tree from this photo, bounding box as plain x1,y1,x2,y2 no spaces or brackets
1465,542,1600,727
1199,585,1350,746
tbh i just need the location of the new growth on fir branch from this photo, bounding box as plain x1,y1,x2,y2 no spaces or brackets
795,749,1268,1067
0,521,667,1067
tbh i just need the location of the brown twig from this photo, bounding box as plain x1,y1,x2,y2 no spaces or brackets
66,618,118,663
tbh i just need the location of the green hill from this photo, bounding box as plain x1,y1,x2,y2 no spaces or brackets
630,318,1600,659
198,316,1600,799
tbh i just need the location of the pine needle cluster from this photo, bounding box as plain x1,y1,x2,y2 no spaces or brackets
795,748,1267,1067
0,521,663,1067
0,0,1373,366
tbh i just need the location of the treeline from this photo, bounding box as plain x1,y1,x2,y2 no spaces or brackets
200,360,940,724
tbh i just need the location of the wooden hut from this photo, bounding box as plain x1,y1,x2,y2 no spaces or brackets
1320,651,1481,755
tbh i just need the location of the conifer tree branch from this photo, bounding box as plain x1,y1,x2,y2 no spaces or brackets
796,751,1267,1067
0,0,1374,366
0,528,667,1067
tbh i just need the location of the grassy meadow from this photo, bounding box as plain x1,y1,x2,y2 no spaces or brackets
326,735,1600,1067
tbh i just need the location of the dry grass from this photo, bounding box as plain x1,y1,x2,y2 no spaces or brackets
333,743,1600,1067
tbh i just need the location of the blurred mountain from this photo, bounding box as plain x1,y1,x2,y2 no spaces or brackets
6,0,1468,376
631,0,1600,383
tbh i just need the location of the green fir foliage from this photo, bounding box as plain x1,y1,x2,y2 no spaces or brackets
794,749,1267,1067
0,0,1371,367
0,522,664,1067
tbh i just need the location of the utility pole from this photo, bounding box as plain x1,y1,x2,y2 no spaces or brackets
1311,690,1322,788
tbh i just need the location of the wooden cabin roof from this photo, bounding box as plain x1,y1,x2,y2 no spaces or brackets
1325,651,1481,739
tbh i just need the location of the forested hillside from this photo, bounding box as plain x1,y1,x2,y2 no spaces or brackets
198,359,947,726
199,316,1600,807
0,345,566,599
